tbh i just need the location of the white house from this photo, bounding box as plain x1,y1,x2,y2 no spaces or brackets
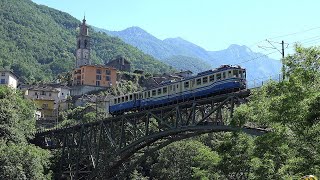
0,70,18,89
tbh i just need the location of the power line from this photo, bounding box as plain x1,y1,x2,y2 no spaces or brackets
268,26,320,40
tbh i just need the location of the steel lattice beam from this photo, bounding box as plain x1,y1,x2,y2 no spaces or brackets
31,90,268,179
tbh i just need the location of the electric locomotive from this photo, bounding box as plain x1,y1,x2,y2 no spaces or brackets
109,65,246,114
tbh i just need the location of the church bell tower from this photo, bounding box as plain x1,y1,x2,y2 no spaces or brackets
76,17,91,68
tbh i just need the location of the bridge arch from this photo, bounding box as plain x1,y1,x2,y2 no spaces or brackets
32,90,267,179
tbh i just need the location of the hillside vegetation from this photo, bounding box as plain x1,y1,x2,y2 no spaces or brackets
0,0,173,83
162,55,212,73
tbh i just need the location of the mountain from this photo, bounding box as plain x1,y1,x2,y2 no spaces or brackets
0,0,173,83
162,55,212,73
209,44,282,86
103,26,177,60
96,27,281,83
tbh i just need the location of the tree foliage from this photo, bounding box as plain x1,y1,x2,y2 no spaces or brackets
0,86,52,179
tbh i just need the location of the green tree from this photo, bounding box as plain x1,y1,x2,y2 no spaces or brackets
216,133,254,180
0,86,52,179
151,140,220,180
232,44,320,178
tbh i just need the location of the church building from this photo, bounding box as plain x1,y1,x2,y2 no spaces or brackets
71,17,117,94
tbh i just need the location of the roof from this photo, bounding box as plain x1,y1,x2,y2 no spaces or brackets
78,64,117,70
27,86,59,92
175,70,193,74
0,70,19,79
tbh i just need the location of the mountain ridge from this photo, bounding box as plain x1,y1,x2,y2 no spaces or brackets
95,26,281,79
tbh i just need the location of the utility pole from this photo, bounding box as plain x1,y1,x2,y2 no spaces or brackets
259,39,288,80
281,40,285,80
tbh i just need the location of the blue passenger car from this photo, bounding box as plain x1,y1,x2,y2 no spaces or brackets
109,65,246,115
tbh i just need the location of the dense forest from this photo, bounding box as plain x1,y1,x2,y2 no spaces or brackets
0,0,173,83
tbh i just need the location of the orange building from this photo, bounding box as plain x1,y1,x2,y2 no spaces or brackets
72,65,117,87
71,17,117,90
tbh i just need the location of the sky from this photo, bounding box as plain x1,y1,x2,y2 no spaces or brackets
32,0,320,59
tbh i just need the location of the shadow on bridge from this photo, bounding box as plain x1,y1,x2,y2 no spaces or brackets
32,90,268,179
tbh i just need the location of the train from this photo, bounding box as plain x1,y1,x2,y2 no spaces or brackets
109,65,246,115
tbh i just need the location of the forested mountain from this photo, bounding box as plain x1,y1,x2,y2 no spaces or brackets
162,55,212,73
97,26,282,81
99,26,213,63
0,0,173,83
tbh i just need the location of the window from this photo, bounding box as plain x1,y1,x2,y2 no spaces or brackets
34,92,38,95
1,72,5,76
41,91,46,95
106,76,110,81
118,98,121,103
125,96,128,101
144,92,147,98
209,75,214,82
114,99,117,104
96,69,101,74
130,94,133,101
49,93,51,97
0,79,5,84
163,87,167,93
196,78,201,85
203,77,208,84
222,72,226,79
233,70,239,77
96,81,100,86
148,91,151,98
228,71,232,78
242,71,246,78
84,40,88,48
217,73,221,80
184,81,190,88
152,90,156,96
82,75,84,79
157,88,162,95
106,70,111,75
122,97,124,102
96,75,101,80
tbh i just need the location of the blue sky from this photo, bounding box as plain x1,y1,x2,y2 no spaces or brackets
32,0,320,58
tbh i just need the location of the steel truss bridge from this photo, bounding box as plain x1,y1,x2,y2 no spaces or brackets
32,90,267,179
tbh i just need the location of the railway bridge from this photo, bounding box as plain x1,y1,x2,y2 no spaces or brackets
32,90,268,179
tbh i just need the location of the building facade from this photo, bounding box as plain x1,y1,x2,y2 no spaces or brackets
0,70,18,89
24,85,71,118
72,65,117,87
106,55,131,72
24,86,59,118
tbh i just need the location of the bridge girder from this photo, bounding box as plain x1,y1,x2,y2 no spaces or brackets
32,90,267,179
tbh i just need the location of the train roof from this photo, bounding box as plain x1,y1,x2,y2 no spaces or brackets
111,65,245,98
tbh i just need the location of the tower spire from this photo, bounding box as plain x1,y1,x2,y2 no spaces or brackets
83,13,86,24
